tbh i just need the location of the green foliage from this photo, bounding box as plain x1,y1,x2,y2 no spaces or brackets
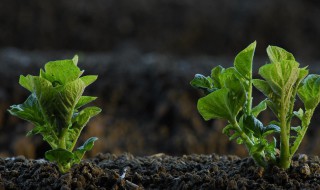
191,42,320,169
9,55,101,173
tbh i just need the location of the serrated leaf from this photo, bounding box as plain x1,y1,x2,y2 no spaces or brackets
267,45,295,63
298,74,320,110
234,41,256,80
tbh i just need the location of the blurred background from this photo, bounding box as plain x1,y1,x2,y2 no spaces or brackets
1,0,320,159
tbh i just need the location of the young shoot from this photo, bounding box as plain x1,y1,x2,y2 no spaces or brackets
191,42,320,169
9,55,101,173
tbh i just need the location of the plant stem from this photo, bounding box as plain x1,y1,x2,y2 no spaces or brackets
58,128,68,149
58,163,71,174
246,78,253,115
231,119,267,167
279,96,291,169
290,109,313,156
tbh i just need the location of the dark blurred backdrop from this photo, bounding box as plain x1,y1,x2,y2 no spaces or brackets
1,0,320,59
1,0,320,159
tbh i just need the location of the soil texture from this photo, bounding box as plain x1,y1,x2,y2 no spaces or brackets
1,153,320,189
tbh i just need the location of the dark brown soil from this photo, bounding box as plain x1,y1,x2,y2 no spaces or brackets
1,153,320,190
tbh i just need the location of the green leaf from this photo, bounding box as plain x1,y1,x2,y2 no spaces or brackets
250,143,266,154
293,108,304,120
45,148,74,166
266,45,295,63
19,75,33,92
197,88,231,120
73,137,98,164
80,75,98,87
252,79,273,97
229,133,240,141
259,60,300,95
262,124,280,137
298,74,320,110
31,76,56,122
72,55,79,65
52,79,85,129
265,137,277,161
234,41,256,80
75,96,97,109
236,138,244,144
210,65,225,89
252,99,267,117
291,126,302,134
243,115,264,138
222,124,234,136
197,77,245,121
73,106,101,129
41,59,83,85
190,74,214,93
219,68,237,88
8,94,44,126
66,106,101,149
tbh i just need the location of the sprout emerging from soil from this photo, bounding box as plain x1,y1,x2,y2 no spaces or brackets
191,41,320,169
9,55,101,173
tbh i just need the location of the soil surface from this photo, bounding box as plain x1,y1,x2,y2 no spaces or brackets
1,153,320,190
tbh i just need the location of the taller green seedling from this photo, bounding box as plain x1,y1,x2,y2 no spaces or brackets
9,55,101,173
191,42,320,169
253,46,320,169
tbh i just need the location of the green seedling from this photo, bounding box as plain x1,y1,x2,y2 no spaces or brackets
191,41,320,169
9,55,101,173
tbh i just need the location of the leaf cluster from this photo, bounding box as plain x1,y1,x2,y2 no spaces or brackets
191,42,320,168
9,56,101,173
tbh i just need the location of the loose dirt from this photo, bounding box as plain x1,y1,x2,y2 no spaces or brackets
1,153,320,189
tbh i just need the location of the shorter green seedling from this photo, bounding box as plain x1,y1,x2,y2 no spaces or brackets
191,42,320,169
9,55,101,173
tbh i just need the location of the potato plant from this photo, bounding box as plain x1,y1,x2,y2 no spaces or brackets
9,55,101,173
191,42,320,169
